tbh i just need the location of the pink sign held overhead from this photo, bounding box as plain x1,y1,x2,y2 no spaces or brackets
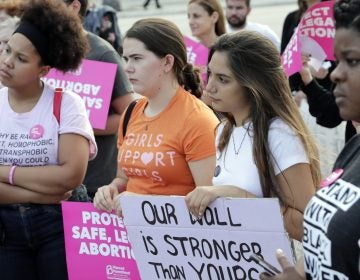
282,27,302,77
184,36,209,83
281,1,335,77
43,59,117,130
299,1,335,61
61,202,141,280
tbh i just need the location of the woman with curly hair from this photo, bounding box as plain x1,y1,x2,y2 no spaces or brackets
261,0,360,278
0,0,97,279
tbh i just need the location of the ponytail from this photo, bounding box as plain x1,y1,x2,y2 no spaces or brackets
180,63,202,98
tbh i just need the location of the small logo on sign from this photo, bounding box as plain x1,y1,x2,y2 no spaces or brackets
106,265,130,280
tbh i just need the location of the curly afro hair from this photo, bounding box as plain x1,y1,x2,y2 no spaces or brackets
334,0,360,31
19,0,89,72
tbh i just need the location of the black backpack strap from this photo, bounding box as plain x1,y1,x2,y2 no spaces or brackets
122,100,138,137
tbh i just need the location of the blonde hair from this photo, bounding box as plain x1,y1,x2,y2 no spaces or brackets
0,16,20,34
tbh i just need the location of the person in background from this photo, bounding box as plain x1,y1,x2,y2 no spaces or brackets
0,17,19,54
281,0,334,97
84,4,123,55
225,0,281,51
185,31,320,242
0,0,23,22
65,0,135,199
299,51,357,142
143,0,161,9
0,16,19,90
103,0,122,11
260,0,360,278
93,18,219,216
0,0,97,279
281,0,307,54
187,0,226,106
187,0,226,48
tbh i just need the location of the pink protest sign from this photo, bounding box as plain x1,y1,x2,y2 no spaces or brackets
281,1,335,77
184,35,209,83
299,1,335,61
43,59,117,130
61,202,141,280
281,27,302,77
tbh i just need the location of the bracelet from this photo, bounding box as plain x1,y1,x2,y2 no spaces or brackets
8,165,17,185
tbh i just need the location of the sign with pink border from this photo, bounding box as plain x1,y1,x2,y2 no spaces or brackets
184,36,209,83
61,202,140,280
43,59,117,129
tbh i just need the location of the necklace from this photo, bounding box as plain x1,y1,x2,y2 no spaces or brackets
231,126,248,156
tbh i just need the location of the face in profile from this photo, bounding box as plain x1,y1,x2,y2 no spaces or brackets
187,2,217,39
0,33,45,88
122,37,166,97
226,0,250,29
206,50,250,118
331,28,360,123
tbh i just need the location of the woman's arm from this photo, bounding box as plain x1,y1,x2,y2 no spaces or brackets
300,59,343,128
0,133,90,195
276,163,315,241
0,182,71,204
93,168,129,213
188,155,216,186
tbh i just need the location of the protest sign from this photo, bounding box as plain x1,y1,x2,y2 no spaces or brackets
184,36,209,83
281,1,335,77
282,27,302,77
43,59,117,129
120,196,293,280
61,202,140,280
299,1,335,61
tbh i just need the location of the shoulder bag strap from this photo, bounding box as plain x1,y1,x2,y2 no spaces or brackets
122,100,138,138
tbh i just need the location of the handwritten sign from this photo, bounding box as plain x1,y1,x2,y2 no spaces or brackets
61,202,140,280
120,196,293,280
281,1,335,77
184,36,209,83
43,59,117,129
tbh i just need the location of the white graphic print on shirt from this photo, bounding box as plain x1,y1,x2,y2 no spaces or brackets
303,179,360,280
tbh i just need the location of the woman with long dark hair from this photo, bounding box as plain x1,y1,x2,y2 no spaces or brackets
185,31,321,242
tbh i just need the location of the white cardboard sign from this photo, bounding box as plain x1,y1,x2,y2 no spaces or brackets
120,196,293,280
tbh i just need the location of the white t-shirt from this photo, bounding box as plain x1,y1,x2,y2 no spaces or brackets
228,21,281,52
0,83,97,167
212,118,309,197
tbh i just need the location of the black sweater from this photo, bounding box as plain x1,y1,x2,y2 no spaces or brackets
302,79,356,142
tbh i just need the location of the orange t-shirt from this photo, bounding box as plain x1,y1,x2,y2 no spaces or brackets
117,87,219,195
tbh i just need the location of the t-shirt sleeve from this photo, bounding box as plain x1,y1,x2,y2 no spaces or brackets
182,107,219,162
268,119,309,175
59,91,97,160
